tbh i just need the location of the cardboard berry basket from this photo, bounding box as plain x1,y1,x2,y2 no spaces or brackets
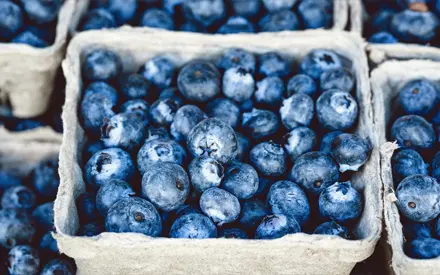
69,0,348,35
0,0,75,118
54,28,382,275
0,126,62,143
371,60,440,275
349,0,440,67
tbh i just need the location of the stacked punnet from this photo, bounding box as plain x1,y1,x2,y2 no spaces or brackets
77,0,333,33
76,45,371,240
0,0,64,48
0,155,76,274
389,78,440,259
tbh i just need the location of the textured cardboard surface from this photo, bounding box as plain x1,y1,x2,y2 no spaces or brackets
55,28,382,275
349,0,440,66
371,60,440,275
69,0,348,35
0,0,75,118
0,126,62,143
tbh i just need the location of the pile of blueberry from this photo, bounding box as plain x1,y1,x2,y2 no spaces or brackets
77,46,372,241
78,0,333,34
389,78,440,259
365,0,440,45
0,0,64,48
0,156,76,274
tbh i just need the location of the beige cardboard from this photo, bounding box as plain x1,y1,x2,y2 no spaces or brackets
55,28,382,275
0,125,62,143
371,60,440,275
0,0,75,118
69,0,348,35
349,0,440,66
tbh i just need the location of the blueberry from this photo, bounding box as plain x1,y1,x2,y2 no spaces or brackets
120,99,150,116
280,93,314,130
76,192,99,223
78,222,105,237
316,89,358,131
391,115,435,150
145,126,170,142
390,10,438,44
96,179,135,216
169,213,217,238
290,151,340,194
171,105,207,141
20,0,63,24
408,237,440,259
219,228,248,239
79,8,117,31
368,31,398,44
250,141,287,176
300,49,342,80
94,0,137,25
183,0,226,27
141,162,190,211
101,112,148,152
319,181,362,224
140,8,174,30
1,185,35,211
369,9,395,34
235,132,251,161
31,202,54,232
149,96,183,126
320,68,355,93
258,52,291,78
262,0,296,12
12,119,46,132
39,232,58,254
392,149,428,183
222,162,258,199
0,209,35,249
180,20,204,32
205,98,240,129
259,10,300,32
105,196,162,236
331,133,372,173
217,48,256,74
284,126,317,160
404,221,433,240
298,0,333,29
398,79,439,116
239,98,254,113
239,198,270,231
189,156,224,192
242,108,279,140
12,30,48,48
217,16,255,34
320,131,342,153
223,67,255,102
163,0,184,15
137,138,186,175
313,221,349,239
287,74,317,98
255,214,301,239
139,56,175,89
83,140,105,162
85,148,136,189
433,151,440,181
83,48,122,82
0,172,21,196
267,180,310,226
0,1,23,41
8,245,40,275
187,118,238,164
436,218,440,238
80,82,118,135
118,73,151,100
396,175,440,222
229,0,261,18
178,61,221,102
200,187,241,225
254,77,284,107
255,176,275,196
41,258,75,275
